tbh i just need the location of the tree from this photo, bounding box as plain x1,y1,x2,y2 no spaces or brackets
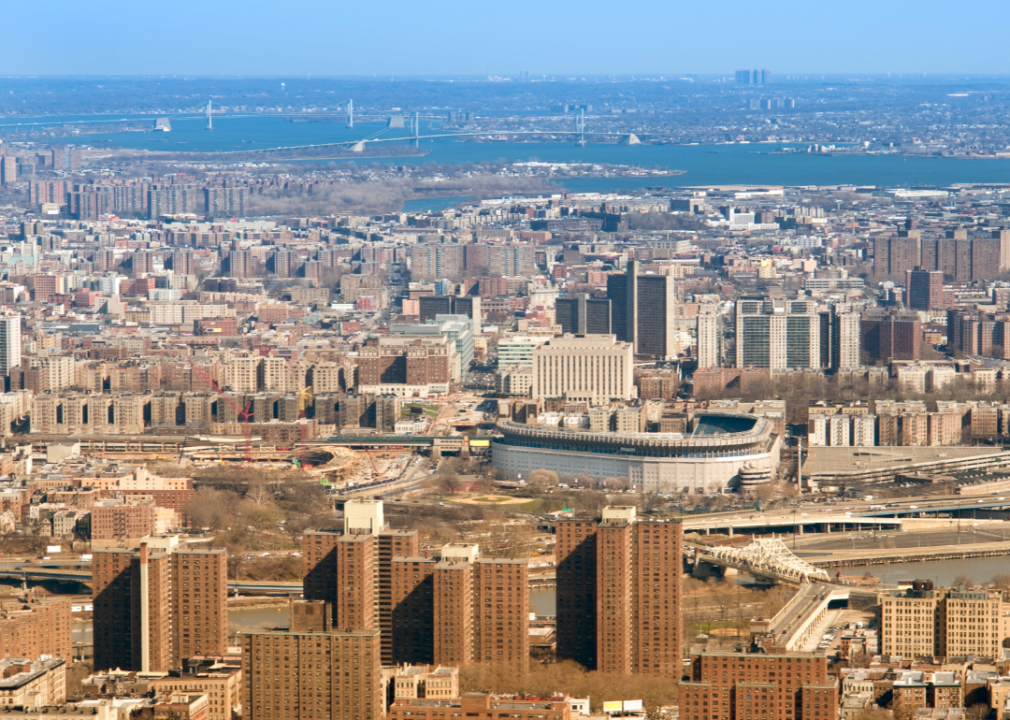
527,469,558,494
953,573,974,589
992,573,1010,591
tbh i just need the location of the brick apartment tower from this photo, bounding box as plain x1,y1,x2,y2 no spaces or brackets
391,556,436,664
93,543,172,672
242,628,383,720
475,557,529,670
302,500,420,663
433,544,479,666
172,548,228,664
556,507,683,677
93,542,229,672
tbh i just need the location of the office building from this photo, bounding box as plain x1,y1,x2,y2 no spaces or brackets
531,335,635,404
242,629,382,720
680,651,838,720
607,261,677,358
418,295,481,323
556,507,682,677
555,293,612,335
735,298,821,370
497,336,546,367
0,317,21,376
906,269,947,311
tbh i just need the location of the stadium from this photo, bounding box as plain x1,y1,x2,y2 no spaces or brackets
490,412,781,494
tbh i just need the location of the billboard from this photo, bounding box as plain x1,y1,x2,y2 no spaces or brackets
623,701,643,712
469,438,490,448
602,703,623,714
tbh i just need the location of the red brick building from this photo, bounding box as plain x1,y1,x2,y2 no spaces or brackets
679,651,839,720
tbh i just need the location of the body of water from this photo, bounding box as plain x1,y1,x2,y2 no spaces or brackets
5,113,1009,192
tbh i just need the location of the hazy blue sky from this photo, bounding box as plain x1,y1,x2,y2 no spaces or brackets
6,0,1010,77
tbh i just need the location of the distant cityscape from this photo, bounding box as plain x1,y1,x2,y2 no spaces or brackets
5,66,1010,720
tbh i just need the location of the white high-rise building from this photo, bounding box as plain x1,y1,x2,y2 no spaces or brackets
735,298,820,371
0,316,21,376
696,305,721,369
833,312,861,370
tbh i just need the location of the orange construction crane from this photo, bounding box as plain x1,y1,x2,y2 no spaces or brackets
187,358,254,466
364,447,379,475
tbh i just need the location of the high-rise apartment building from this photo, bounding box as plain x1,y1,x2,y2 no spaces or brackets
0,316,21,376
831,311,861,370
905,268,947,311
92,542,228,672
874,234,921,280
735,298,821,370
680,651,838,720
410,245,463,281
556,507,682,677
171,548,228,664
433,544,479,667
93,543,172,672
170,250,196,276
860,311,921,364
474,557,529,671
555,293,612,336
390,557,435,664
242,628,383,720
302,500,423,664
607,261,677,358
0,156,16,186
695,305,721,369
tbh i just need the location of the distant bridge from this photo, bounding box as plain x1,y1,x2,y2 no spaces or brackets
0,566,303,595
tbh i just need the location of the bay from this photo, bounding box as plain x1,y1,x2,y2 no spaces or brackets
4,114,1005,193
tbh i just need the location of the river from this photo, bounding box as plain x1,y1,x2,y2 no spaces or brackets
8,113,1010,192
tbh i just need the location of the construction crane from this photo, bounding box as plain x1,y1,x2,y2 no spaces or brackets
187,359,254,466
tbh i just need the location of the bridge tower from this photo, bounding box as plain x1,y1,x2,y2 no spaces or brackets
576,107,586,146
414,111,420,148
347,99,354,129
206,100,213,131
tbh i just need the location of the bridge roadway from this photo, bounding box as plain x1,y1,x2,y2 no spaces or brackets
682,496,1010,536
0,565,304,595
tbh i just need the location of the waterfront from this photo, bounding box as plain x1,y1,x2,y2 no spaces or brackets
9,114,1010,192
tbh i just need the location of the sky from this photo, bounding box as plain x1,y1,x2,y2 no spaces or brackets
5,0,1010,77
